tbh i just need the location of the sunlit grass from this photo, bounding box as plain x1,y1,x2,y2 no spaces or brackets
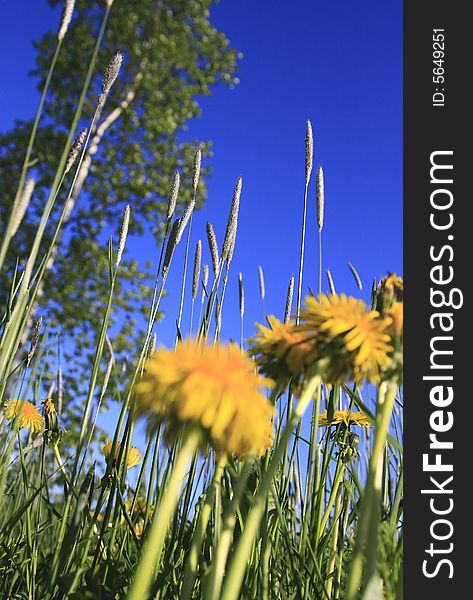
0,4,403,599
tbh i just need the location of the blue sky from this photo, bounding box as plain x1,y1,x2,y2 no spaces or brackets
0,0,402,344
1,1,401,446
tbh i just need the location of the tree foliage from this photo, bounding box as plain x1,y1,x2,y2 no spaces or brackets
0,0,238,435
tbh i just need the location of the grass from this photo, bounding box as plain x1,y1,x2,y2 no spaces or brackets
0,6,403,599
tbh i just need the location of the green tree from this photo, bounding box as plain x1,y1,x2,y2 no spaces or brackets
0,0,238,430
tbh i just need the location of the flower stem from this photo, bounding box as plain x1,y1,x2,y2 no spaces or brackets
127,428,201,600
220,375,321,600
204,460,253,600
319,462,346,534
295,181,309,325
181,454,227,600
344,380,397,600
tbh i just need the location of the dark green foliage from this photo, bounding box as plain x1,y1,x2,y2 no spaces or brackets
0,0,238,424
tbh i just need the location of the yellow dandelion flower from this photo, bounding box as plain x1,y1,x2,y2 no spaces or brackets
300,294,393,384
41,396,59,437
318,410,372,427
122,498,154,537
382,301,403,382
125,497,154,517
387,301,403,339
249,315,316,385
134,340,275,459
382,273,403,300
41,397,56,416
4,400,43,433
102,440,142,469
374,272,403,314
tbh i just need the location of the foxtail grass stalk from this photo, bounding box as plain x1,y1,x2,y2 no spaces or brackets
198,255,226,344
175,148,200,339
99,265,172,492
295,122,313,324
94,217,179,494
58,1,76,41
238,271,244,349
344,380,398,600
176,211,194,343
284,275,294,323
0,39,62,272
316,166,324,295
318,230,323,295
206,222,220,280
258,265,265,321
348,262,363,296
326,269,336,294
116,204,130,266
295,178,309,323
199,263,209,324
212,178,242,343
213,261,235,345
9,178,35,240
73,236,136,491
189,240,202,335
300,383,322,550
222,177,242,264
181,455,227,600
166,171,180,222
72,240,120,481
147,211,177,338
0,2,113,382
76,357,114,477
219,375,321,600
127,428,201,600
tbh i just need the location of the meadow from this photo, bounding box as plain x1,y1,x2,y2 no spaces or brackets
0,3,403,599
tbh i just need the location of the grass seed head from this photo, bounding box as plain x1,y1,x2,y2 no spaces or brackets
326,269,336,294
149,333,157,357
192,147,202,192
65,128,87,174
162,218,180,277
176,199,195,244
116,205,131,266
206,222,220,278
58,0,75,41
238,271,244,318
201,263,209,302
27,316,43,366
305,120,313,184
192,240,202,300
57,366,63,415
166,171,180,222
11,177,35,237
99,51,123,107
258,266,265,301
222,176,242,264
284,276,295,323
100,357,114,401
316,166,325,230
348,262,363,292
